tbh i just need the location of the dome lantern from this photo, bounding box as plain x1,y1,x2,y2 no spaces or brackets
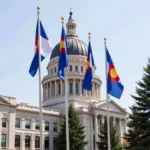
66,8,78,38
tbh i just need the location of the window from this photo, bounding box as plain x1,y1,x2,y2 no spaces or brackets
54,67,56,73
75,65,78,72
75,83,79,95
51,68,53,75
15,118,20,128
15,135,20,147
25,135,30,148
1,134,6,148
81,66,83,72
25,119,30,129
35,120,40,130
69,83,73,95
70,65,72,71
58,83,61,95
35,136,40,148
2,118,6,128
45,122,49,131
45,137,49,148
53,122,58,132
53,137,57,150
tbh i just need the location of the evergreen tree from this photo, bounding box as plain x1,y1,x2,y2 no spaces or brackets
124,58,150,150
97,119,122,150
56,104,88,150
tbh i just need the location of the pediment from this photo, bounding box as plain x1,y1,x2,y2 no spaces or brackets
0,95,12,105
95,100,127,114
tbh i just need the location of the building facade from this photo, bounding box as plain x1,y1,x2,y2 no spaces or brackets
0,11,127,150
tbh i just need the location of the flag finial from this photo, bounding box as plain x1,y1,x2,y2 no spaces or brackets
61,17,64,24
104,38,107,44
88,32,91,40
37,6,40,14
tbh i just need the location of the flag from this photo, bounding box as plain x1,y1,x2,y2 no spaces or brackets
58,25,68,80
106,47,124,99
82,41,95,91
29,20,53,77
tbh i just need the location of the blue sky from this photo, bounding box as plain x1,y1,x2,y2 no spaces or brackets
0,0,150,112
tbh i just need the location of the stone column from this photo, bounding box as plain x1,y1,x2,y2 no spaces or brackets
123,119,127,134
21,117,25,129
42,121,45,131
60,80,63,96
119,118,123,144
21,134,25,150
113,117,116,127
94,115,98,149
92,82,94,97
55,80,57,96
50,81,51,98
43,85,45,100
31,134,35,150
73,79,75,96
98,116,100,138
80,79,82,96
31,119,35,130
8,108,16,150
101,115,104,125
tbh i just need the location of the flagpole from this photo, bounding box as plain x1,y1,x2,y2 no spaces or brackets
61,17,70,150
104,38,111,150
37,7,43,150
65,68,69,150
88,32,93,150
89,91,93,150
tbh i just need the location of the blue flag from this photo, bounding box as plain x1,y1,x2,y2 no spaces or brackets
58,25,68,80
29,20,53,77
82,41,95,91
106,47,124,99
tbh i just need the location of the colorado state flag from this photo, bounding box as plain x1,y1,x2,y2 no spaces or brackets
58,25,69,80
82,40,95,91
106,47,124,99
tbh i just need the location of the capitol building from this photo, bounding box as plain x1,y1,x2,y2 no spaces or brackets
0,11,127,150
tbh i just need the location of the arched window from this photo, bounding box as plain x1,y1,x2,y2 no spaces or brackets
70,65,72,71
69,83,73,95
54,67,56,73
75,65,78,72
75,83,79,95
51,68,53,75
81,66,83,72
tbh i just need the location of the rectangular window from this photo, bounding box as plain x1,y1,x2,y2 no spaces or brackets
15,135,20,147
45,137,49,148
58,84,61,95
2,118,6,128
15,118,20,128
53,137,57,150
69,83,73,95
45,121,49,131
35,136,40,148
25,135,30,148
25,119,31,129
1,134,6,148
53,122,58,132
75,83,79,95
35,120,40,130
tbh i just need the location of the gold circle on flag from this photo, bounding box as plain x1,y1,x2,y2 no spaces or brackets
110,68,118,78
